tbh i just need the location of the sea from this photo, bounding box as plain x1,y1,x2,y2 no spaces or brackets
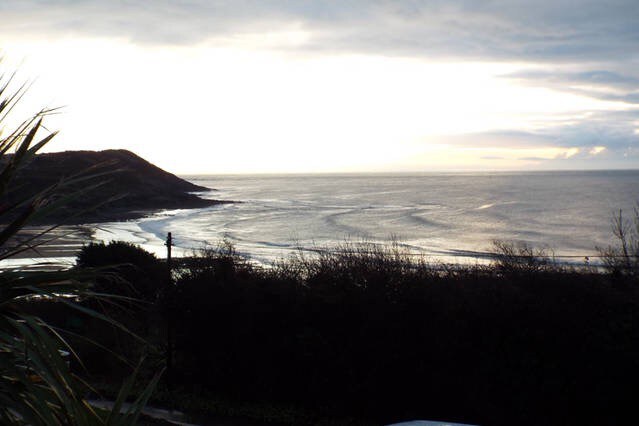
10,170,639,268
92,170,639,265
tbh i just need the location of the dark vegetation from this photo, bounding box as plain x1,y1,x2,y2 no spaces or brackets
4,76,633,423
6,149,225,223
0,71,161,423
49,217,639,426
3,52,637,426
9,140,636,425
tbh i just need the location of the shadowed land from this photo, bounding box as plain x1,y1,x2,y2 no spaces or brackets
27,235,639,426
5,149,229,224
6,148,639,425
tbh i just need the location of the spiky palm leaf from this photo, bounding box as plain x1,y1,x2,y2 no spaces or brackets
0,68,160,424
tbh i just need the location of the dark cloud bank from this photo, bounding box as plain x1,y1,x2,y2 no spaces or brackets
2,0,638,64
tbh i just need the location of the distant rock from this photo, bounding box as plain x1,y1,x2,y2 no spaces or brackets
7,149,226,223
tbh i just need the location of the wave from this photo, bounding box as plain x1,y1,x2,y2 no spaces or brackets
81,172,639,264
323,208,373,238
406,210,445,228
253,240,296,249
476,203,495,210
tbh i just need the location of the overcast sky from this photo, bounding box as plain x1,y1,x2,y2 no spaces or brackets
2,0,638,173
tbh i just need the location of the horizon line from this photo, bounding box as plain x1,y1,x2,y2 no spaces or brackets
179,167,639,177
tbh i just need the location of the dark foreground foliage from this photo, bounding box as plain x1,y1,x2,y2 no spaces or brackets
67,240,639,426
77,241,166,301
0,68,160,423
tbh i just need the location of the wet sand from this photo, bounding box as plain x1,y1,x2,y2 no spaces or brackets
3,225,95,260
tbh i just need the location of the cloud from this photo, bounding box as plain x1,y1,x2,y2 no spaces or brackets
2,1,637,170
505,70,639,91
518,156,548,161
444,110,638,157
444,130,552,148
1,0,638,64
542,111,639,152
504,69,639,105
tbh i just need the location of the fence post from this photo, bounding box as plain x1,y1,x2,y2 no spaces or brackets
166,232,172,270
165,232,173,401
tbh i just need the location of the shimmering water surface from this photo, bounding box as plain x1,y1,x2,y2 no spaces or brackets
94,170,639,264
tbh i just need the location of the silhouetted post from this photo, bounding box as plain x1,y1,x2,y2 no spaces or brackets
165,232,174,399
166,232,173,270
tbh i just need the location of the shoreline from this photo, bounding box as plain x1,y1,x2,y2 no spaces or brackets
6,226,94,260
5,226,602,271
4,209,200,265
25,199,232,226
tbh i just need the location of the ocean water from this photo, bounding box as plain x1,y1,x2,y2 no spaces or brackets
94,170,639,265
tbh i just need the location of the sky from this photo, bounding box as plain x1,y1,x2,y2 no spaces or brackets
1,0,638,173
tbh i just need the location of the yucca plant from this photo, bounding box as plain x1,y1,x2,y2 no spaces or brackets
0,69,160,424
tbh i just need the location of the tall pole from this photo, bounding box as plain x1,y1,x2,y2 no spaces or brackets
165,232,173,399
166,232,172,271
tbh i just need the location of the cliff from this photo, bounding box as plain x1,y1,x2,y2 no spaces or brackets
8,149,223,223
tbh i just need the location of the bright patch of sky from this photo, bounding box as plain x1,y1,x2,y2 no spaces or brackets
1,1,638,172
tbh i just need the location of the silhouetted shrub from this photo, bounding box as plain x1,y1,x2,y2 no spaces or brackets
74,241,167,375
598,207,639,282
77,241,165,301
491,239,559,275
156,242,639,426
68,237,639,425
